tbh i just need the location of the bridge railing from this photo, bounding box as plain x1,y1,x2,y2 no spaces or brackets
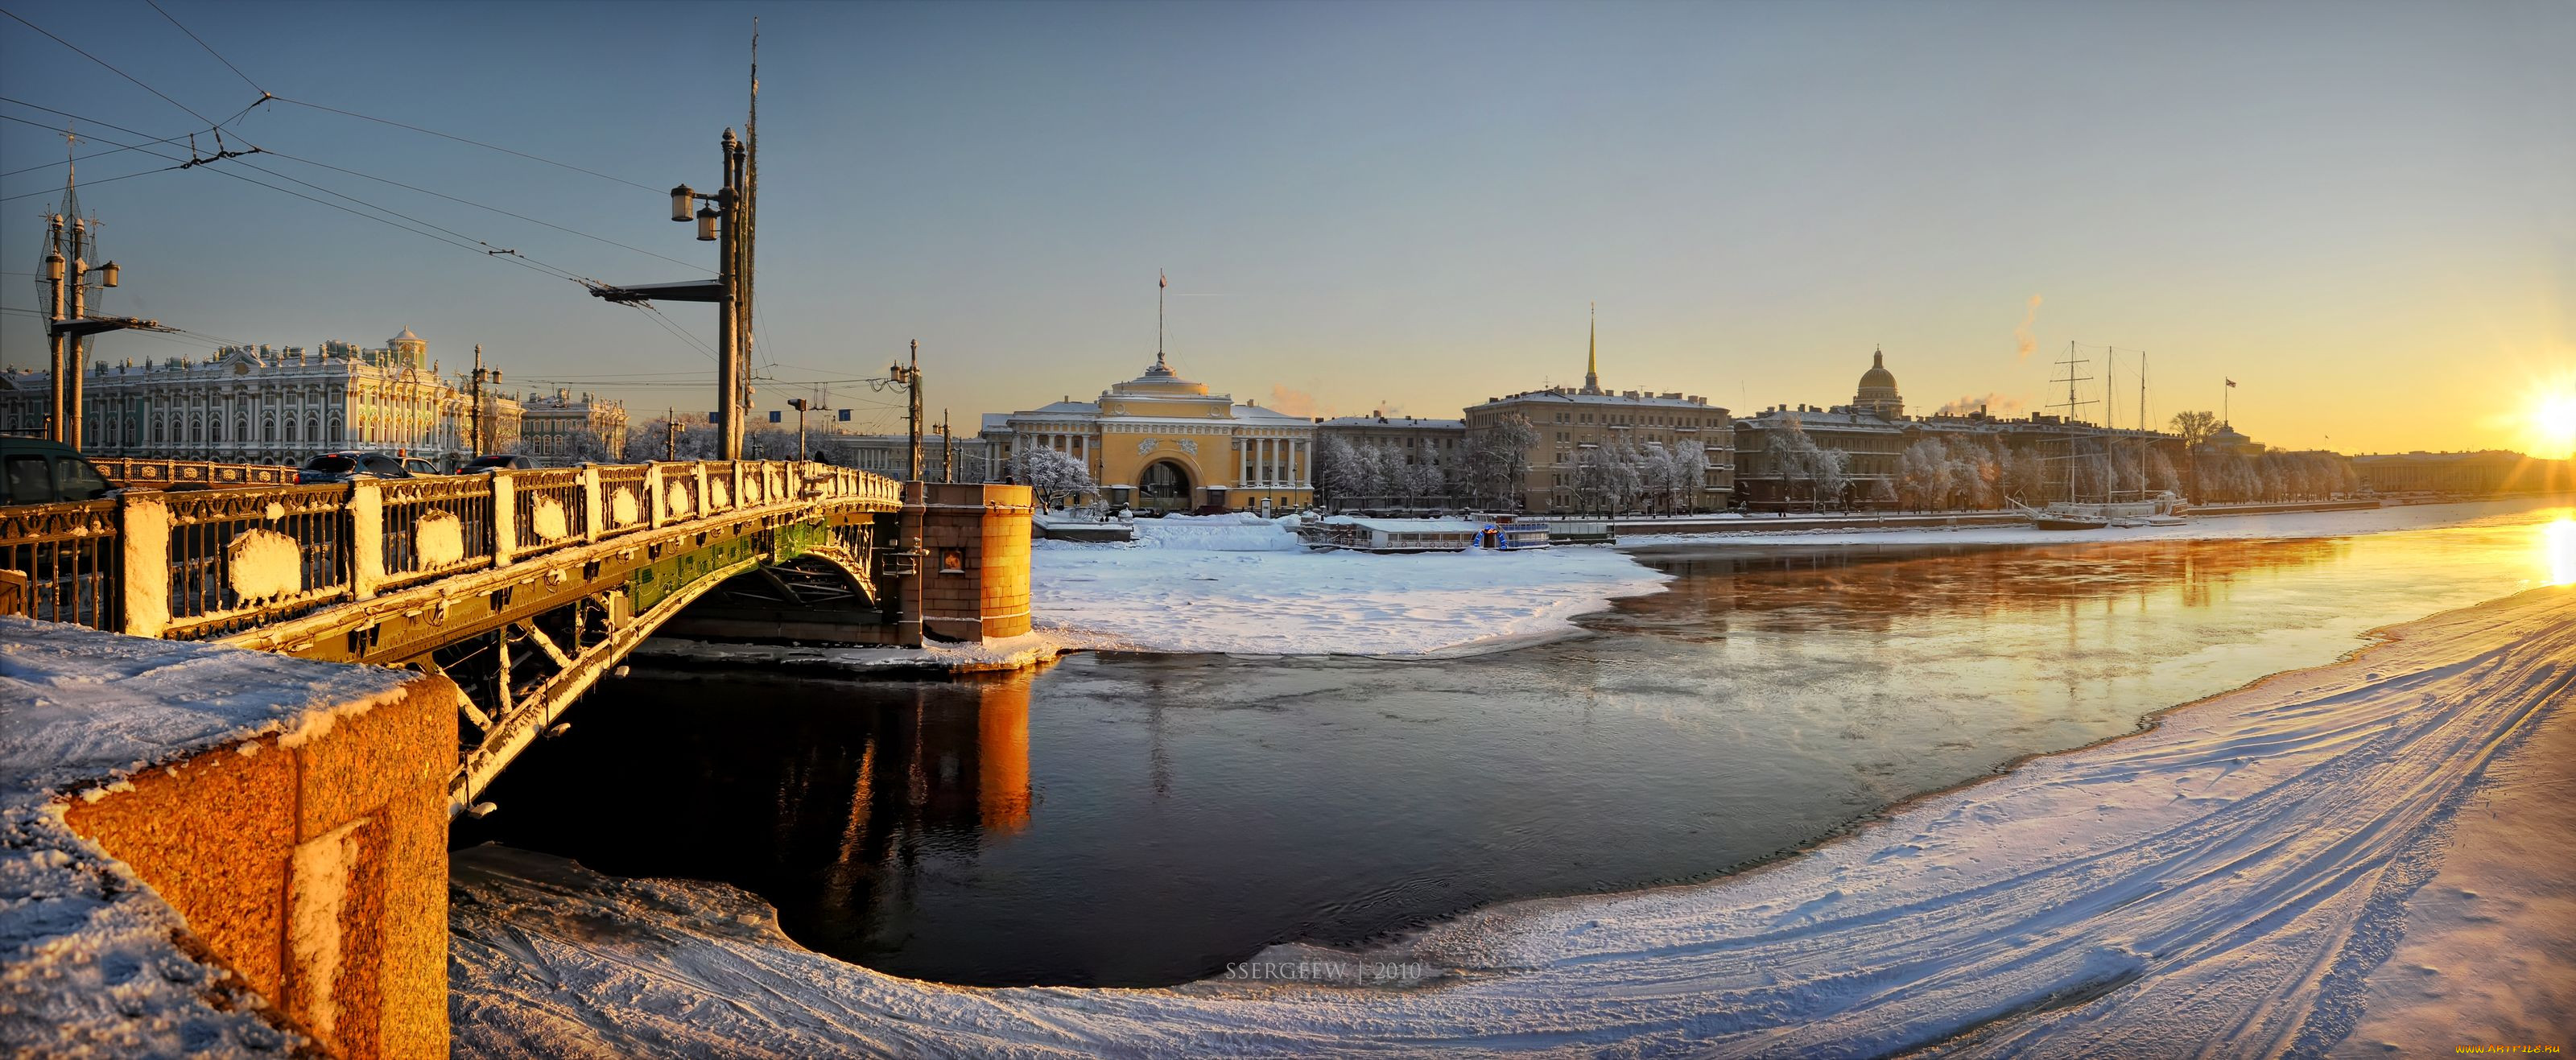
597,465,650,538
90,456,296,489
1,460,902,639
509,468,589,560
0,499,122,629
376,476,497,592
166,484,355,637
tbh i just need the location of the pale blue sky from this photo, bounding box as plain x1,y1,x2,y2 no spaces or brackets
4,1,2569,452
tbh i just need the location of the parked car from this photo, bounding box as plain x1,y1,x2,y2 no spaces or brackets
2,436,116,505
402,456,440,476
460,454,539,473
297,451,417,484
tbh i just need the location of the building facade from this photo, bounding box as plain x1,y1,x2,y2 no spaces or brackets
1460,316,1731,512
2352,451,2574,495
817,432,997,483
985,353,1315,513
518,389,627,463
0,328,491,468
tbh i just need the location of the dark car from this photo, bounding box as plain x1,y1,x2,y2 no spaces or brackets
2,436,115,505
298,451,417,484
460,454,539,473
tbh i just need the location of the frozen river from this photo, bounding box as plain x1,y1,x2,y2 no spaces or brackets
454,504,2574,988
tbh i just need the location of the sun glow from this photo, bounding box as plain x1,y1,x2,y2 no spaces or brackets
2546,518,2576,588
2525,390,2576,460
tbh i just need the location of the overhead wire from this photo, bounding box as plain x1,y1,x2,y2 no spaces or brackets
252,146,711,274
0,6,218,126
140,0,265,97
265,96,660,192
4,14,731,370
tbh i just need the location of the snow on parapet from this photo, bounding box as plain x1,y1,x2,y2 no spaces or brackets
0,617,417,1056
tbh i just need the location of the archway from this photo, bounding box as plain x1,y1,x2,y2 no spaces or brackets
1139,459,1193,509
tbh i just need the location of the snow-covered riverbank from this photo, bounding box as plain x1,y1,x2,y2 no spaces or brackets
448,584,2575,1058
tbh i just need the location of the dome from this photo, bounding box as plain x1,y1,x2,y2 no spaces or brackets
1856,349,1897,394
1853,347,1903,418
390,326,423,346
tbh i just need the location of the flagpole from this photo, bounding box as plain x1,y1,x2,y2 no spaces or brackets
1158,269,1166,368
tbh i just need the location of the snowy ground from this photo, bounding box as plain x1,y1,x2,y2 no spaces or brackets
1619,496,2571,549
448,584,2576,1058
1030,514,1672,656
1,617,417,1057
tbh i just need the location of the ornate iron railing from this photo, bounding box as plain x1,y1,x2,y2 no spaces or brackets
0,460,902,639
509,468,588,559
0,500,121,629
164,484,353,636
596,465,650,538
378,476,497,590
91,457,295,489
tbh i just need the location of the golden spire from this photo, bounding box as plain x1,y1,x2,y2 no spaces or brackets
1585,301,1599,393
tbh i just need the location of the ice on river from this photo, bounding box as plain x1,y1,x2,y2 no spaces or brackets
448,584,2576,1058
1033,514,1671,656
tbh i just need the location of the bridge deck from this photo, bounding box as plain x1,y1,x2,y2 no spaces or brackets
4,460,910,814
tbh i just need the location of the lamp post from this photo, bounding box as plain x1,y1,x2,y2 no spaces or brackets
459,344,502,456
786,397,826,461
43,208,158,452
592,128,753,459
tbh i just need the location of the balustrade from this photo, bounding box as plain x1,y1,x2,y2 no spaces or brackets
0,460,900,640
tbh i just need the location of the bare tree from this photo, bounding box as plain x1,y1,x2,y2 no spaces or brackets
1463,413,1539,509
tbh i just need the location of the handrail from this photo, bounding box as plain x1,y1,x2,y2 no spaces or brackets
0,460,902,639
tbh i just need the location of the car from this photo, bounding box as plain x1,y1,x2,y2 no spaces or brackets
2,436,116,505
297,451,418,484
460,454,540,473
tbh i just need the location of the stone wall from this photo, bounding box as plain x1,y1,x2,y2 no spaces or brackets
63,674,456,1059
906,482,1033,642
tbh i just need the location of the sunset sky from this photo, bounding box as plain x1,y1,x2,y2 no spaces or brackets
3,1,2569,456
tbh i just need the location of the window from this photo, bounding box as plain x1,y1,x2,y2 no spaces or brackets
56,457,109,501
6,456,52,504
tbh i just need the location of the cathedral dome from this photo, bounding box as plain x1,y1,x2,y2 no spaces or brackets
1853,348,1903,418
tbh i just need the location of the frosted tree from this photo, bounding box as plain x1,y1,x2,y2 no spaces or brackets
1016,447,1095,507
1403,461,1447,508
1463,413,1540,509
1315,435,1368,509
561,427,619,465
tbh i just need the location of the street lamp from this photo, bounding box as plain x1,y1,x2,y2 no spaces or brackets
43,250,64,282
97,261,118,288
592,128,753,460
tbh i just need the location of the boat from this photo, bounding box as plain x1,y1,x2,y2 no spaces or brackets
2017,493,2189,531
1295,515,1550,553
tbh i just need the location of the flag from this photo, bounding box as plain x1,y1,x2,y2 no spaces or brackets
1159,270,1166,289
2225,378,2237,387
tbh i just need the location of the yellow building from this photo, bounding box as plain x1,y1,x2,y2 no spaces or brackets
990,352,1315,513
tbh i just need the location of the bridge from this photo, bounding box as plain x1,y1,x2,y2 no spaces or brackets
2,460,1035,815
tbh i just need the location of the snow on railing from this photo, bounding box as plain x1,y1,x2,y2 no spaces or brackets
164,483,356,637
0,460,901,639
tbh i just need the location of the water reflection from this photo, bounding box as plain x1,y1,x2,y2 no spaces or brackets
2546,518,2576,585
463,509,2566,988
457,670,1036,966
1620,538,2350,637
